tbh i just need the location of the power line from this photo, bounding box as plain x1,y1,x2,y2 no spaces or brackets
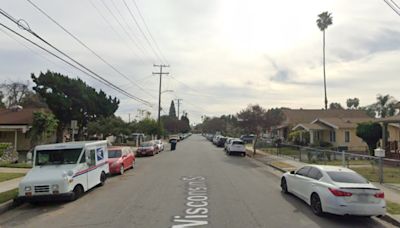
88,0,145,63
100,0,149,58
390,0,400,10
383,0,400,16
26,0,155,99
0,9,152,106
121,0,164,63
131,0,168,64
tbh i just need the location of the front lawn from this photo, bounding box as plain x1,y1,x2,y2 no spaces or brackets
351,166,400,184
0,173,25,183
387,201,400,214
0,162,32,168
0,188,18,204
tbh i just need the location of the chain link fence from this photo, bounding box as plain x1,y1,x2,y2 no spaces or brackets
256,140,400,185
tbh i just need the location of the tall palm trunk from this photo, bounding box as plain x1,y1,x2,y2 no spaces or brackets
323,30,328,110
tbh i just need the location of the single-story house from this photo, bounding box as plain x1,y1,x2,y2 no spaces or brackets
377,114,400,159
0,106,53,161
274,108,371,141
293,117,372,152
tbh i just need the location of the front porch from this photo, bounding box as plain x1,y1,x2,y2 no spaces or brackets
378,115,400,160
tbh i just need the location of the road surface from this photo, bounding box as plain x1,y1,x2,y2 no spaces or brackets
0,135,394,227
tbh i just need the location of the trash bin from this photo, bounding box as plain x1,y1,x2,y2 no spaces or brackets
170,140,177,151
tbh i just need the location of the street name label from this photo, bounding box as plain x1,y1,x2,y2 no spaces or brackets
172,176,209,228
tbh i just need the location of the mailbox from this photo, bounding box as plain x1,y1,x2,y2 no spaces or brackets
374,148,385,157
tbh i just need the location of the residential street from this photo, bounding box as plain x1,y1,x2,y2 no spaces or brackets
0,135,394,228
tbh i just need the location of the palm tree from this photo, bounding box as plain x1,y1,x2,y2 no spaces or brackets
375,94,396,118
317,11,333,110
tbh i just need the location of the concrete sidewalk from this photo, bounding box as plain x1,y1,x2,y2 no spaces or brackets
0,177,23,193
246,146,400,224
0,168,30,174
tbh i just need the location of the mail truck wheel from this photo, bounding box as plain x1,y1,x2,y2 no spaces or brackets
72,185,83,201
99,172,106,186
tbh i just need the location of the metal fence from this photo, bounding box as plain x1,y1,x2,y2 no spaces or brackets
255,141,400,184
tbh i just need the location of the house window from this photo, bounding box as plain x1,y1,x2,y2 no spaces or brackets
345,131,350,143
329,131,336,142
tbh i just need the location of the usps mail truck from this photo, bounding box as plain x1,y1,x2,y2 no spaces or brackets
18,141,109,202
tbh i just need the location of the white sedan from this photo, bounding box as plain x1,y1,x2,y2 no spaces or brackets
281,165,386,217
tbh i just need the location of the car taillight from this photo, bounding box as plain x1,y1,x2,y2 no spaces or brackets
328,188,352,197
374,192,384,199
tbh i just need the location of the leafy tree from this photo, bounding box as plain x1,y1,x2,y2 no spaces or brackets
0,81,30,107
87,116,129,138
28,111,58,146
346,98,360,109
356,122,382,155
374,94,397,118
20,91,48,108
180,112,191,133
136,118,162,136
329,102,343,109
169,100,176,118
316,11,333,110
0,91,5,108
31,71,119,142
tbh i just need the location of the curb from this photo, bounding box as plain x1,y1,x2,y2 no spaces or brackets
0,199,22,215
248,154,400,227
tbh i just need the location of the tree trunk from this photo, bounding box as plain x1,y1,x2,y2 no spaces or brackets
56,123,64,143
253,133,259,156
323,30,328,110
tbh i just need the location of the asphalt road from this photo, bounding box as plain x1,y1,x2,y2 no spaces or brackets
0,135,394,228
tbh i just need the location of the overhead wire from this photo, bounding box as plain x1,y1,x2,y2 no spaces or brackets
383,0,400,16
99,0,149,59
131,0,168,64
0,9,152,106
121,0,164,64
88,0,145,63
25,0,156,99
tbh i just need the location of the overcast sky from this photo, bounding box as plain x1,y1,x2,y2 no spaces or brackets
1,0,400,124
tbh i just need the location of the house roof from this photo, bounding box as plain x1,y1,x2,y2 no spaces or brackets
311,117,372,129
0,108,48,125
377,114,400,123
280,109,370,127
293,123,329,131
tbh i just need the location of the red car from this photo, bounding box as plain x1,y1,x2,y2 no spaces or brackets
107,146,135,175
136,141,159,156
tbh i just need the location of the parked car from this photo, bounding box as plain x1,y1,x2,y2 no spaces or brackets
107,146,135,175
213,135,222,145
216,137,227,147
154,140,164,152
240,134,255,144
227,139,246,156
137,141,159,156
224,137,233,151
280,165,386,217
17,141,109,202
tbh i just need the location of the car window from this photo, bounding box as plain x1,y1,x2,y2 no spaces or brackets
307,167,323,180
232,141,244,145
327,171,368,183
296,166,311,176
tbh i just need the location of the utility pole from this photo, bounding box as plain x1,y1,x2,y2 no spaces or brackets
175,98,183,119
153,64,169,125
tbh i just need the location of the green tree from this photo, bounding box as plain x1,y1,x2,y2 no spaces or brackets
28,111,58,146
346,98,360,109
136,118,162,136
317,11,333,110
374,94,397,118
0,91,5,108
329,102,343,109
356,122,382,155
32,71,119,142
169,100,176,118
87,116,129,138
180,112,191,133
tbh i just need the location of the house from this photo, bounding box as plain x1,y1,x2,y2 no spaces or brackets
275,108,371,140
377,114,400,159
0,106,53,161
293,117,372,152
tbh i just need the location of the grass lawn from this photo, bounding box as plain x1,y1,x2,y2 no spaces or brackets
0,173,25,183
0,188,18,204
312,159,373,166
270,161,295,170
387,201,400,214
351,166,400,184
0,162,32,168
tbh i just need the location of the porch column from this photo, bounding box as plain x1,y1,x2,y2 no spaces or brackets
300,131,303,142
310,130,314,144
14,130,18,152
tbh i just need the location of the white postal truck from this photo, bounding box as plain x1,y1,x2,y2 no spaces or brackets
18,141,109,202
